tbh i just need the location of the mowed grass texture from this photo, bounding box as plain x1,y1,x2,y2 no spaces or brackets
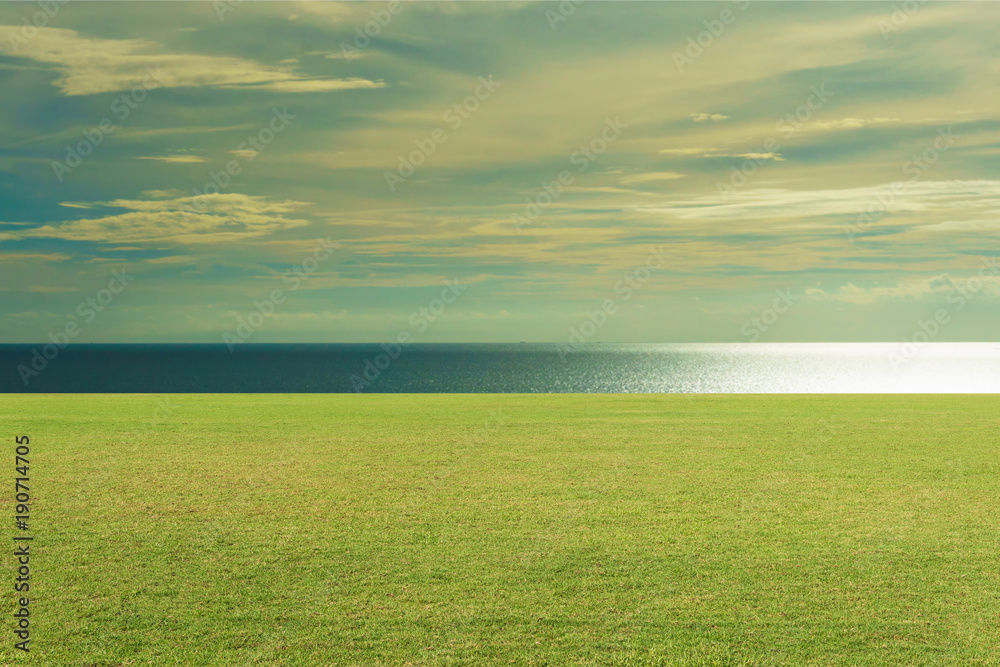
4,394,1000,666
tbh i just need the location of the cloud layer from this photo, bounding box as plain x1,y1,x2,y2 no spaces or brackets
0,26,384,95
18,194,312,244
2,2,1000,342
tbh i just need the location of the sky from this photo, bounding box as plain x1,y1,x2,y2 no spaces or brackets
2,0,1000,344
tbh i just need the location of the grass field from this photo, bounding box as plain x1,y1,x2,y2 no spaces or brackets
4,394,1000,665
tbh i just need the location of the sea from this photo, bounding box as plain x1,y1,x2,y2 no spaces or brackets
2,343,1000,393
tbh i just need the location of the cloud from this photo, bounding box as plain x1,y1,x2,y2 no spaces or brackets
635,180,1000,222
810,117,903,131
141,189,186,199
27,286,80,293
657,148,782,161
146,255,196,265
690,113,729,123
0,26,385,96
11,194,313,245
658,148,716,156
137,155,208,164
289,2,355,23
917,218,1000,233
809,273,1000,304
620,171,686,185
236,78,384,93
117,125,258,140
0,252,72,263
733,152,784,162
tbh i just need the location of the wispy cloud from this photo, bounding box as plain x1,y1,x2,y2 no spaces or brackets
620,171,686,185
0,253,72,263
658,148,716,156
808,273,1000,304
734,152,784,162
635,180,1000,222
657,148,783,161
9,194,313,245
137,155,208,164
0,26,385,95
690,113,729,122
810,117,902,131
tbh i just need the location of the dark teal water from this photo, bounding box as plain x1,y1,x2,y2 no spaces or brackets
3,343,999,393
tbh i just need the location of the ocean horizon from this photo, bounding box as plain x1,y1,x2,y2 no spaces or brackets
3,342,999,393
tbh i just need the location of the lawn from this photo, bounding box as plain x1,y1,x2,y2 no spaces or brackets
3,394,1000,665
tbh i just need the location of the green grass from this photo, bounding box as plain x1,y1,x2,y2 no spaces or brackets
4,394,1000,665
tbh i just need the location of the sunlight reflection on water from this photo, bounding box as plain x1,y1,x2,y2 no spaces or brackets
3,343,999,392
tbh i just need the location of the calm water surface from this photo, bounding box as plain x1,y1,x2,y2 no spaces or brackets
2,343,999,393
